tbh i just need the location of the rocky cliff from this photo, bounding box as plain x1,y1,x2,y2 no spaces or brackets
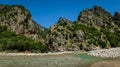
0,5,120,52
47,6,120,51
0,5,47,43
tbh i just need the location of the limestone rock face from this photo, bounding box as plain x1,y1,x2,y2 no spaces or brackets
113,12,120,26
46,18,74,51
0,5,120,52
78,6,112,27
47,6,120,52
0,5,47,43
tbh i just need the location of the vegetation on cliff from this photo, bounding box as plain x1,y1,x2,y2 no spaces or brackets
0,5,47,52
0,5,120,52
0,26,47,52
47,6,120,51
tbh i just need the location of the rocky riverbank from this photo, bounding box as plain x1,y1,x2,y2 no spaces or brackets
88,47,120,58
0,51,74,56
0,47,120,58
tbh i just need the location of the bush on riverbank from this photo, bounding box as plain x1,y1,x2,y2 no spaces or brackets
0,28,47,53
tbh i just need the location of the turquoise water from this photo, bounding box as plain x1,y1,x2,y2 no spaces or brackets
75,53,103,61
0,53,116,67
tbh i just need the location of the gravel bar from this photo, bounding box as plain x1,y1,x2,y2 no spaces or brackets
88,47,120,58
0,51,74,56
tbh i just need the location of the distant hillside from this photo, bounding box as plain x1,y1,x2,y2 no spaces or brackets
47,6,120,51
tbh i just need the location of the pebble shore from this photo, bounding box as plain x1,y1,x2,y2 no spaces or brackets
88,47,120,58
0,51,73,56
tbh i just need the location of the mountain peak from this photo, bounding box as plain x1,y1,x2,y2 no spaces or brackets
57,17,71,26
91,5,112,17
0,5,46,42
91,5,104,11
58,17,70,23
77,5,112,27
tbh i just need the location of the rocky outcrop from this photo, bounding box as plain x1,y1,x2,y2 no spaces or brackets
0,5,47,43
47,6,120,52
113,12,120,26
46,18,74,51
0,5,120,52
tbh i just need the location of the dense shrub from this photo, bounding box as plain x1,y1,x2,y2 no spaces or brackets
98,39,106,48
101,29,120,47
73,23,101,38
0,30,47,53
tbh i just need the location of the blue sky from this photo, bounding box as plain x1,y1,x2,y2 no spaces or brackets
0,0,120,28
